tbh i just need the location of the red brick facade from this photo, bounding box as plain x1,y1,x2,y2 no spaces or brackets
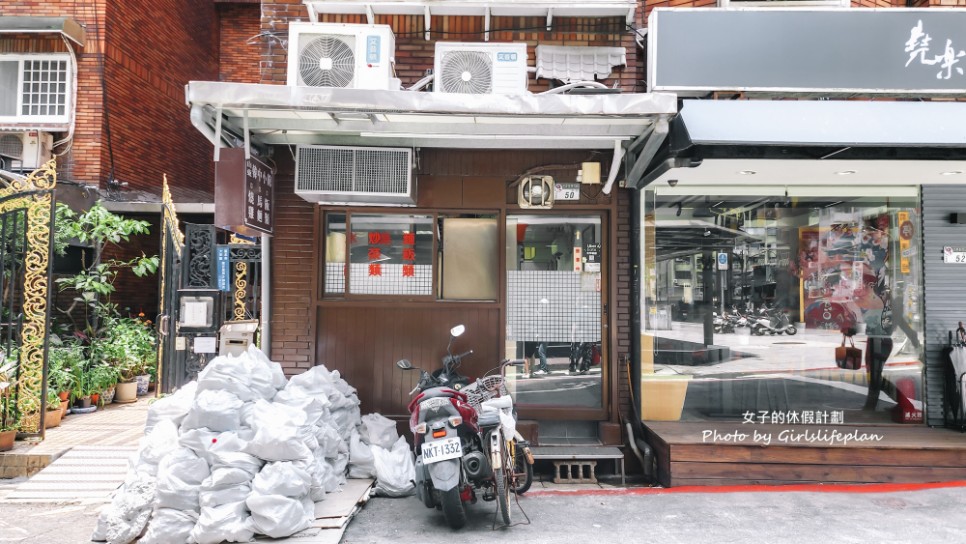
0,0,218,199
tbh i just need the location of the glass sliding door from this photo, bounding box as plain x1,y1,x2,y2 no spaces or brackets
505,214,604,409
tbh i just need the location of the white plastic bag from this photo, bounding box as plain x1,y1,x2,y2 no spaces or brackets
189,500,255,544
138,508,197,544
347,430,376,479
196,356,256,401
246,493,314,539
144,382,197,433
360,413,398,449
136,419,180,472
252,461,312,497
180,389,244,432
372,436,416,497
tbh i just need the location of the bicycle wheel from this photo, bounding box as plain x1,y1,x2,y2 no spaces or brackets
494,435,512,525
512,442,533,495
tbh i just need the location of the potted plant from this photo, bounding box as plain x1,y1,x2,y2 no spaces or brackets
68,360,96,412
45,391,63,429
0,359,19,451
97,315,156,401
48,336,83,403
90,364,119,407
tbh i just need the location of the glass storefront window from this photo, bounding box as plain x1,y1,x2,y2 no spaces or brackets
640,187,923,425
349,214,433,296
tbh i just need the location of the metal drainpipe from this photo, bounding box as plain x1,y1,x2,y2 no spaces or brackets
260,234,271,356
630,189,642,418
628,189,656,481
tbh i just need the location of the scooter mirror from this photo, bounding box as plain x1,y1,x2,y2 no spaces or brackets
396,359,413,370
450,325,466,338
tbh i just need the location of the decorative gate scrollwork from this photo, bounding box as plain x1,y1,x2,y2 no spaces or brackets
0,160,56,435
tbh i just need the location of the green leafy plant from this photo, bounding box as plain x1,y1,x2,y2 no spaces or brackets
53,203,159,334
95,315,157,382
46,391,61,411
47,335,84,395
0,358,20,432
89,363,120,393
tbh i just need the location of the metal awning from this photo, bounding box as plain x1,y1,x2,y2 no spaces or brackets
304,1,636,39
638,99,966,189
0,16,86,47
186,81,676,193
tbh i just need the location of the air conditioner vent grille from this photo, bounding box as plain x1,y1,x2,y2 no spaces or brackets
0,134,23,159
296,146,414,206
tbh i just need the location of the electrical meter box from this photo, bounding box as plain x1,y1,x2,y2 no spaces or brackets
219,319,259,356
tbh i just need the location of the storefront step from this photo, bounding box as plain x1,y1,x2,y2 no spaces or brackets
644,421,966,487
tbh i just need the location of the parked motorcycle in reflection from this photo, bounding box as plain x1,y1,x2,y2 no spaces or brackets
749,305,797,336
397,324,530,529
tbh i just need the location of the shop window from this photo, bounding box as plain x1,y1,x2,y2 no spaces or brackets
322,212,497,300
438,215,498,301
641,188,923,425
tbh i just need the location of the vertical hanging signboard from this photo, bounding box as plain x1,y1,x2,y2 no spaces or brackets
215,148,275,236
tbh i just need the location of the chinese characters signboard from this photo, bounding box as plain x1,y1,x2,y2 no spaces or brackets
215,148,275,236
650,8,966,95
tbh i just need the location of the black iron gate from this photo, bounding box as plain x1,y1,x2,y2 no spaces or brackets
157,181,262,393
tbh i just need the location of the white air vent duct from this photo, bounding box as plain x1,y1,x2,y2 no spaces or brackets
295,145,415,206
434,42,528,94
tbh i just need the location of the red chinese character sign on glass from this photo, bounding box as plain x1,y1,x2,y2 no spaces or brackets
368,232,381,245
403,233,416,246
368,247,382,261
368,263,382,276
402,248,416,261
402,264,415,277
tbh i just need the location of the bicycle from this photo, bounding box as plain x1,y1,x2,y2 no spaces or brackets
462,359,535,524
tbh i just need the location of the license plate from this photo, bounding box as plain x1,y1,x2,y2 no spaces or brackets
422,437,462,464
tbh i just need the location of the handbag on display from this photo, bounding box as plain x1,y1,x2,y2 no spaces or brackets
835,334,863,370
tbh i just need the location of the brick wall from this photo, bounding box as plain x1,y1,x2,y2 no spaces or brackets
266,152,317,370
258,1,643,90
218,3,262,83
103,0,219,200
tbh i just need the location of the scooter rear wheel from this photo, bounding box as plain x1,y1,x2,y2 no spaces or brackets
439,487,467,529
512,446,533,495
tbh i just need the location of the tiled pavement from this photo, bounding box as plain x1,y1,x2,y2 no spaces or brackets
0,400,148,481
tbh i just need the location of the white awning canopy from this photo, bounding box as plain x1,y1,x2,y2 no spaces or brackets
185,81,676,151
303,1,636,40
0,16,86,47
638,99,966,188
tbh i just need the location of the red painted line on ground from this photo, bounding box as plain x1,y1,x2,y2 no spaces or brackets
527,480,966,497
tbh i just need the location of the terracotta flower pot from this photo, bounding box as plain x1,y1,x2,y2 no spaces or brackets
114,381,138,403
57,391,69,402
90,393,100,405
45,408,63,429
60,403,68,417
0,429,15,452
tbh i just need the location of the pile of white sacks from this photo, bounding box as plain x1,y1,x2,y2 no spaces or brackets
92,345,414,544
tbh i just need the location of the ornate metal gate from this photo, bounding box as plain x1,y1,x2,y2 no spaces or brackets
157,180,262,393
0,162,56,435
157,179,186,393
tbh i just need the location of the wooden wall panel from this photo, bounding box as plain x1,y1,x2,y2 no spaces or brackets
316,305,501,417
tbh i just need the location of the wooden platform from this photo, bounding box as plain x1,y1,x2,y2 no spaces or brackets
643,421,966,487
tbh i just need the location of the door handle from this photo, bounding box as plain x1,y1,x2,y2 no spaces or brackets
157,314,170,337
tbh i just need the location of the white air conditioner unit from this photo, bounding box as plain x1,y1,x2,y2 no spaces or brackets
287,22,397,90
0,131,52,170
434,42,529,94
295,145,415,206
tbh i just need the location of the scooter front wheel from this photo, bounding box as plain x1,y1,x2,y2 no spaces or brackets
439,487,467,529
785,325,798,336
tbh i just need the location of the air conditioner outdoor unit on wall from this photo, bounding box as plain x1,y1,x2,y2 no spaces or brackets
287,22,397,90
295,145,415,206
434,42,529,94
0,131,52,171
